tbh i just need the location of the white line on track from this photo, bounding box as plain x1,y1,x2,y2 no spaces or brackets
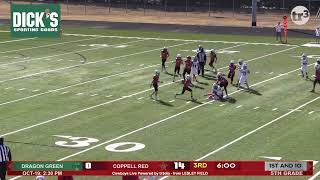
308,111,314,114
272,108,278,111
60,91,69,95
105,95,113,98
0,37,99,54
288,108,302,112
63,33,297,47
0,37,36,44
18,88,26,91
159,96,320,180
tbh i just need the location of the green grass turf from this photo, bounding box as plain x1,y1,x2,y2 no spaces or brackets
0,26,319,180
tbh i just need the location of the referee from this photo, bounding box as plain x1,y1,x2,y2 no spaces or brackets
0,137,12,180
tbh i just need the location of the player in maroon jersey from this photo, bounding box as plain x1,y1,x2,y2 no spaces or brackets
173,54,183,82
227,60,237,84
160,47,169,73
208,49,217,73
311,59,320,92
183,56,192,81
217,72,229,97
150,70,162,100
175,75,194,100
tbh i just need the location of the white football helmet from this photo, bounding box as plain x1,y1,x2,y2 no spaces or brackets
211,49,216,53
154,69,160,75
317,59,320,64
238,59,244,65
186,75,191,80
302,53,307,58
177,54,181,58
217,72,222,77
230,60,235,64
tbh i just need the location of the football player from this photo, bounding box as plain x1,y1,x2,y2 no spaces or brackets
175,75,194,100
208,49,218,73
237,63,250,90
217,72,229,97
301,53,309,79
228,60,237,84
173,54,183,82
236,59,245,86
183,56,192,81
191,56,199,82
311,59,320,92
160,47,169,73
208,83,223,100
150,70,162,100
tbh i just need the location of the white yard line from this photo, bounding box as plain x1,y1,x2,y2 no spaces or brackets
0,37,99,54
308,111,314,115
309,170,320,180
0,41,191,84
253,106,260,110
64,33,297,47
219,104,226,107
0,37,36,44
0,39,146,67
159,96,320,180
236,105,242,108
272,108,278,111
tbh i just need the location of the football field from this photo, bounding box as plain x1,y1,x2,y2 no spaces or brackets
0,26,320,180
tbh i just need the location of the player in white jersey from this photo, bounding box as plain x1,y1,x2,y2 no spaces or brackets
191,56,199,82
315,27,320,44
236,59,244,86
300,53,309,79
237,63,250,90
207,83,223,100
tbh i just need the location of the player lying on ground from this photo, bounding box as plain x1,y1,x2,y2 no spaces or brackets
175,75,194,100
150,70,162,100
237,63,250,90
209,49,218,73
228,60,237,84
173,54,183,82
183,56,192,81
207,83,223,100
217,72,229,97
191,56,199,82
311,59,320,92
160,47,169,73
301,53,309,79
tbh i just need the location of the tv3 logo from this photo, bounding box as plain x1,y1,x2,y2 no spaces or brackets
291,6,310,25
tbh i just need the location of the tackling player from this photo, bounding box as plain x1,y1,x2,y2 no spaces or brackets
183,56,192,81
301,53,309,79
228,60,237,84
173,54,183,82
208,49,218,73
237,63,250,90
311,59,320,92
207,83,223,100
175,75,194,100
191,56,199,82
150,70,162,100
217,72,229,97
160,47,169,73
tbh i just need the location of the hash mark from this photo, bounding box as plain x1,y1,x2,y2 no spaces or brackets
253,106,260,110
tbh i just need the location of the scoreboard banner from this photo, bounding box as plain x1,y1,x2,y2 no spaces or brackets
7,161,313,177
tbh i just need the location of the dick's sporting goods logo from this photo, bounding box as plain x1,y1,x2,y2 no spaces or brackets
11,4,60,37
